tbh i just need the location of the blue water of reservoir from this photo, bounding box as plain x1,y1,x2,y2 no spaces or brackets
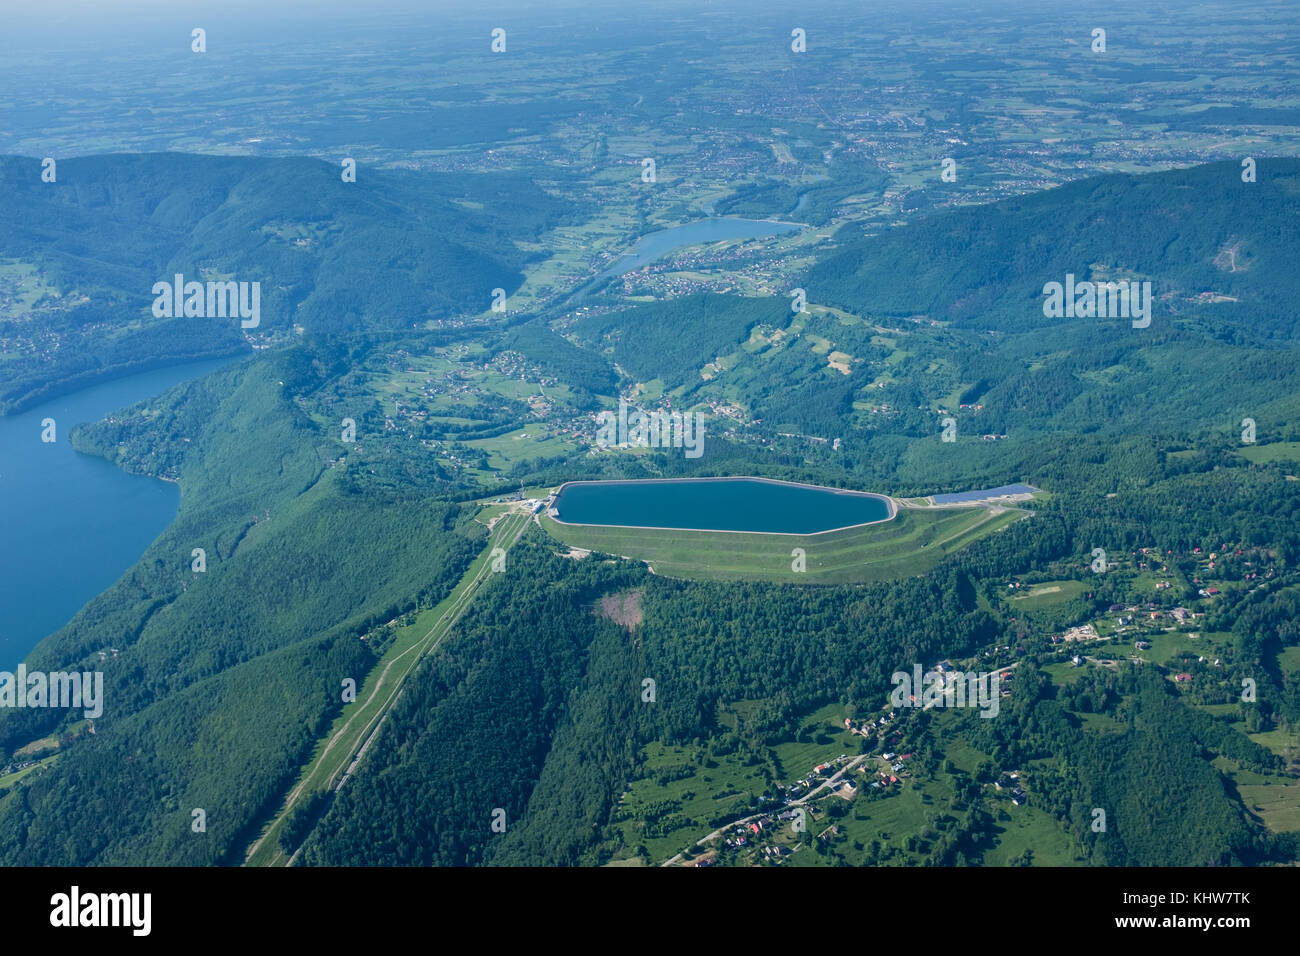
553,477,893,534
931,484,1037,504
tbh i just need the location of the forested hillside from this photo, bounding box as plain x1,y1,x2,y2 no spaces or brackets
2,157,1298,868
0,154,584,412
0,357,482,864
805,158,1300,338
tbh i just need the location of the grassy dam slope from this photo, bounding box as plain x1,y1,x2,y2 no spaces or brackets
540,501,1026,584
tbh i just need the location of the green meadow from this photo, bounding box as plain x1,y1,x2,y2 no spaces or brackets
541,504,1024,584
1238,442,1300,465
1007,579,1088,610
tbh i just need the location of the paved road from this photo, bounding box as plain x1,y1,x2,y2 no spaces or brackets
660,753,871,867
660,662,1022,866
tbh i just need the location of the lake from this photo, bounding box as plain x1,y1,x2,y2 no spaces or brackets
0,357,238,671
552,477,894,534
597,217,805,279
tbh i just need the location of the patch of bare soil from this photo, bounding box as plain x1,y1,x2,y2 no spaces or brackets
1213,241,1248,273
595,589,644,630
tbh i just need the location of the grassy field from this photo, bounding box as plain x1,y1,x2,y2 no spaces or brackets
1246,728,1300,760
540,503,1025,584
0,753,58,790
1238,781,1300,833
1078,629,1236,669
0,259,59,318
1077,712,1127,735
466,425,578,471
1041,661,1091,686
770,703,864,779
606,738,773,865
606,698,1091,867
1238,442,1300,465
828,753,1080,866
1007,579,1088,610
986,803,1085,866
1277,645,1300,676
1215,748,1300,833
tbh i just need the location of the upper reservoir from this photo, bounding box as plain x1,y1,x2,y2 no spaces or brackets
930,484,1037,504
0,356,238,671
552,477,893,534
597,217,804,279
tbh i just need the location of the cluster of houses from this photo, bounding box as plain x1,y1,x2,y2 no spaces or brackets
775,432,844,452
719,825,793,861
786,755,852,795
994,772,1028,805
1046,599,1213,653
844,708,899,742
0,757,45,780
721,754,875,860
723,816,781,854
